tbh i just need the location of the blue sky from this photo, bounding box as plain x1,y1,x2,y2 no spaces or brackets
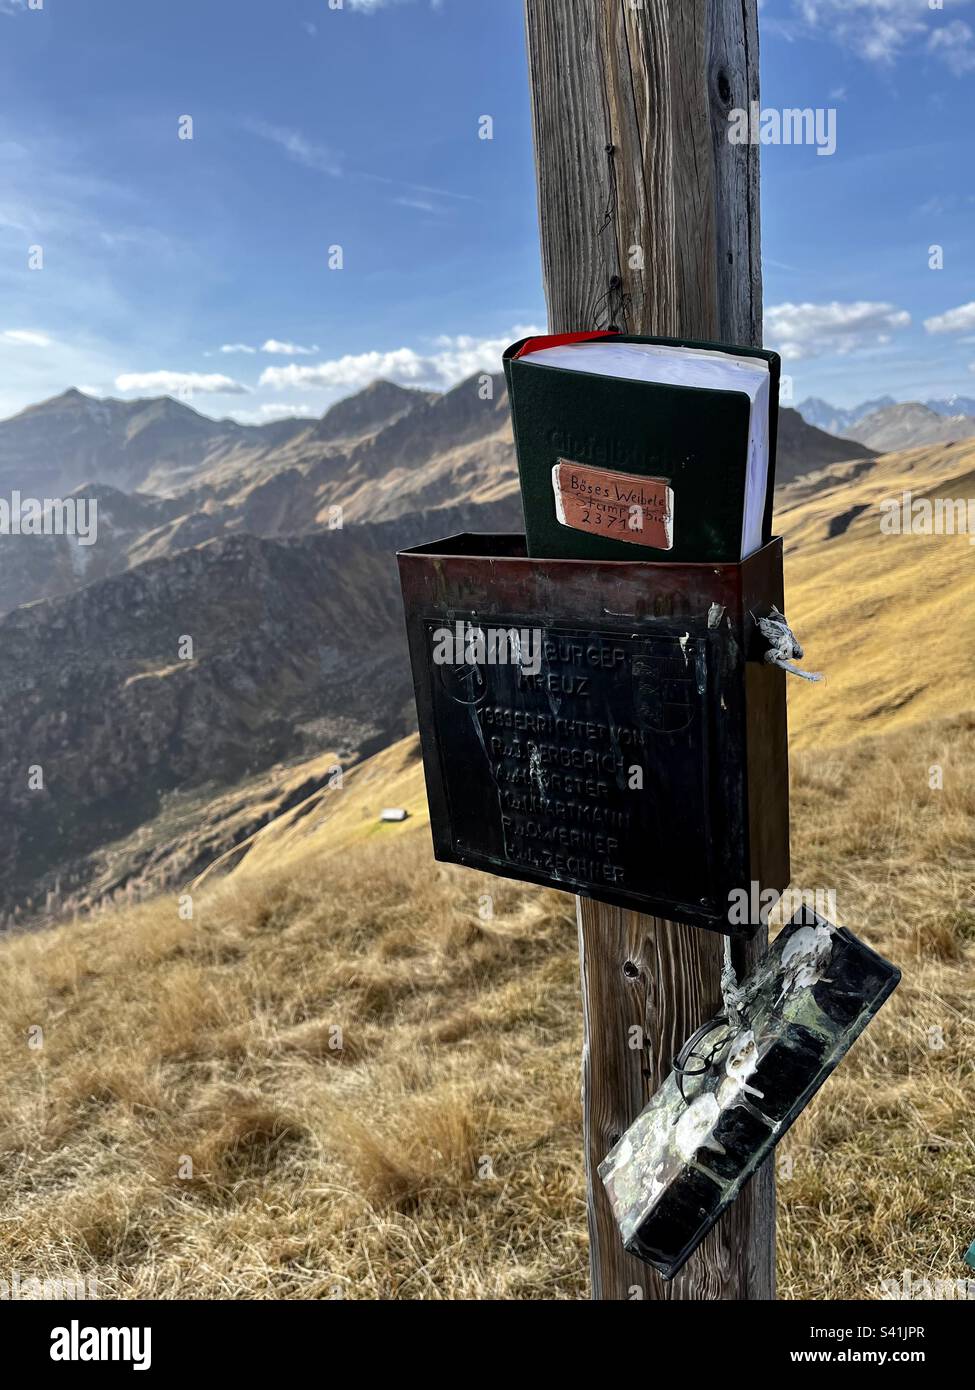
0,0,973,422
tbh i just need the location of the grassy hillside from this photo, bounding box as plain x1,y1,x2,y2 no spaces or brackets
1,710,973,1299
778,438,975,749
2,439,974,1299
191,735,426,890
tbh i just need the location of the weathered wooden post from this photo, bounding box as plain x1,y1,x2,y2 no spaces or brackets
522,0,773,1300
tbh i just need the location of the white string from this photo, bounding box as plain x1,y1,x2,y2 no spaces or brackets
757,605,823,682
721,936,744,1029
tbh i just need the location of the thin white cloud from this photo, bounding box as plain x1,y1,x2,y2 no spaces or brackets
925,302,975,334
245,121,342,177
348,0,414,10
218,339,320,356
394,195,445,213
261,339,320,356
114,371,249,397
258,327,540,393
341,1,446,15
927,19,975,74
918,192,975,217
356,171,476,204
98,226,177,257
244,118,474,209
791,0,975,71
765,301,911,360
2,328,53,347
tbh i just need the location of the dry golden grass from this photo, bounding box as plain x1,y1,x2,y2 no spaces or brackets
0,827,586,1298
778,714,975,1296
777,437,975,749
1,711,973,1299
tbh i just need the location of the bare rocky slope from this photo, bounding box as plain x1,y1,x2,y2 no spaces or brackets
0,496,521,923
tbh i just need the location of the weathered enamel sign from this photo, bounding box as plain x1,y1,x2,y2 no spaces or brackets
598,910,901,1279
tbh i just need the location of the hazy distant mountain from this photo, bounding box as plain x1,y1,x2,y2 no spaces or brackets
924,395,975,418
0,375,517,613
844,403,975,452
798,394,975,448
774,407,874,484
0,387,313,497
797,396,896,435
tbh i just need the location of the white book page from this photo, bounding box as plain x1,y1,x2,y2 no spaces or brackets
520,341,771,557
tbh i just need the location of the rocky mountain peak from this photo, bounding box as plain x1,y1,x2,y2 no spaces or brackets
313,379,433,442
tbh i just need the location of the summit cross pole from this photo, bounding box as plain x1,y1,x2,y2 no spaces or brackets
522,0,775,1300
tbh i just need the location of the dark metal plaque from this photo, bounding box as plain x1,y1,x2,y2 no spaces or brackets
397,534,790,933
428,622,723,922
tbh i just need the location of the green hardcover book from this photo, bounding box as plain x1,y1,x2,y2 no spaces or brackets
502,331,781,563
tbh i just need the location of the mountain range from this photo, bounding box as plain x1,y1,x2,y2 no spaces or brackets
0,378,517,613
0,381,866,616
0,378,876,923
798,394,975,449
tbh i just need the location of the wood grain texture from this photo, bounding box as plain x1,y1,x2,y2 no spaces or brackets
577,901,774,1300
524,0,762,343
524,0,774,1299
